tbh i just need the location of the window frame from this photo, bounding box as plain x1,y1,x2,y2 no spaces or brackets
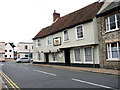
105,14,119,32
46,36,52,46
84,47,93,64
36,39,41,47
37,52,41,60
63,29,69,42
73,48,81,63
107,42,120,60
25,45,28,50
51,53,57,62
75,25,84,40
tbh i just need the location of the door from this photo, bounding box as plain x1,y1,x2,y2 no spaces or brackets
45,53,49,64
64,48,71,66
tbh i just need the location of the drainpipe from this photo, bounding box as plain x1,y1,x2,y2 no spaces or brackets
92,46,95,68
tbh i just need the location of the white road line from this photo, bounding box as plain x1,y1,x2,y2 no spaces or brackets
72,78,117,90
34,69,56,76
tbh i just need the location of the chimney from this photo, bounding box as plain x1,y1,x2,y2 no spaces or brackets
53,10,60,22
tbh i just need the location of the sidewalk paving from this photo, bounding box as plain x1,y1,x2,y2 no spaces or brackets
32,64,120,76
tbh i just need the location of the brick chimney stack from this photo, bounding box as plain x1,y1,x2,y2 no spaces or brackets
53,10,60,22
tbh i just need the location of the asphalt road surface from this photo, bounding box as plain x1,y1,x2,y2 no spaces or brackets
0,61,119,89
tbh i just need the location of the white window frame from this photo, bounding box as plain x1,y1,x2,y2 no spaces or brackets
75,25,84,40
36,39,41,47
84,47,93,64
51,53,57,62
105,14,119,32
73,48,82,63
107,42,120,60
46,36,52,46
63,29,69,42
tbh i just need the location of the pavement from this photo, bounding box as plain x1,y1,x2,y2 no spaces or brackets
32,64,120,76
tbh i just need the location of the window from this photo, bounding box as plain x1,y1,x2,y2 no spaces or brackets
76,25,84,39
25,45,28,50
10,55,11,57
36,39,41,47
32,46,33,49
63,30,69,42
52,53,57,61
0,54,3,58
0,45,2,49
105,14,119,32
107,42,120,59
5,50,7,52
9,50,12,52
37,52,41,60
84,47,93,63
29,53,33,59
46,36,52,46
25,54,29,57
74,48,81,62
5,55,7,57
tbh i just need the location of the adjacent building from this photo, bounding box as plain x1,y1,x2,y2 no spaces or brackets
5,43,15,59
17,42,33,59
97,1,120,69
32,2,103,67
0,42,5,62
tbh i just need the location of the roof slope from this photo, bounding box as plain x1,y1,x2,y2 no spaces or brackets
97,1,120,17
33,2,103,40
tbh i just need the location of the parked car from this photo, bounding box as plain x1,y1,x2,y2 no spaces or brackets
16,57,30,63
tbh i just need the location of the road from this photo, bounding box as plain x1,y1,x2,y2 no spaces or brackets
0,61,119,89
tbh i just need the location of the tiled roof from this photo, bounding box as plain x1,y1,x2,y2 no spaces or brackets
33,2,103,40
97,1,120,17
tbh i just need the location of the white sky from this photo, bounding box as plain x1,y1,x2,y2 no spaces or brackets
0,0,98,45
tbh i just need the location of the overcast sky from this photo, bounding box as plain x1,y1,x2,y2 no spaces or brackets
0,0,99,45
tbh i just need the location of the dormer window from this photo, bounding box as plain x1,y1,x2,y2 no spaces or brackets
105,14,119,32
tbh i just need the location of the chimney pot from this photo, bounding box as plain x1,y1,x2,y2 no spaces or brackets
53,10,60,22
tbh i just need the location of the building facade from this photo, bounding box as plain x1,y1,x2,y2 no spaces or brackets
17,42,33,59
33,2,103,67
0,42,5,62
97,1,120,69
5,43,15,59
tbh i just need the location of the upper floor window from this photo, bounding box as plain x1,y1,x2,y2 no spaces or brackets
5,50,7,52
105,14,119,32
107,42,120,59
0,45,2,49
25,45,28,50
36,39,41,47
76,25,84,40
46,36,52,46
63,30,69,42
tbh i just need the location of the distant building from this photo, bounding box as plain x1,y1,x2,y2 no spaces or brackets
0,42,5,62
17,42,33,59
5,42,15,59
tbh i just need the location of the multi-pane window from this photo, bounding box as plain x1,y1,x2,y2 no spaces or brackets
105,14,119,31
36,39,41,47
0,54,3,58
74,48,81,62
0,45,2,49
52,53,57,61
47,36,52,46
107,42,120,59
63,30,69,42
76,25,84,39
25,45,28,50
84,47,93,62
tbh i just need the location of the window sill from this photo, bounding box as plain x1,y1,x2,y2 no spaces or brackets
76,38,84,41
84,62,93,64
105,28,119,33
50,61,57,62
74,61,82,63
63,40,70,43
106,59,120,61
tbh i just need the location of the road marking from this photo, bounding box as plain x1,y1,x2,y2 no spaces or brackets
72,78,117,90
0,71,20,90
34,69,56,76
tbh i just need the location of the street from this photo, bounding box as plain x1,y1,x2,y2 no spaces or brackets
0,61,119,89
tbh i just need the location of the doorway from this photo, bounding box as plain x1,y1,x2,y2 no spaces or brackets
64,48,71,66
45,53,49,64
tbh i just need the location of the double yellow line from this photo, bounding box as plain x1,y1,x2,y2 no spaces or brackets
0,70,20,90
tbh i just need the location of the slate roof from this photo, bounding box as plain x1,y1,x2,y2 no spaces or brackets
97,1,120,17
33,2,103,40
